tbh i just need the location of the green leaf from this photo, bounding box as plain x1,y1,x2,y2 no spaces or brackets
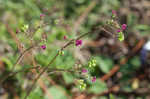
127,14,137,27
63,72,74,84
1,57,13,69
134,24,150,31
26,87,43,99
130,56,140,69
88,80,107,94
109,94,115,99
45,86,67,99
96,56,113,73
134,24,150,35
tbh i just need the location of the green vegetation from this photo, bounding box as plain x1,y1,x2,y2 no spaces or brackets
0,0,150,99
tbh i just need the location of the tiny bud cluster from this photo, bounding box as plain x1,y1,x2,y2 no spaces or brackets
77,79,87,90
107,10,127,41
21,24,29,32
88,59,96,67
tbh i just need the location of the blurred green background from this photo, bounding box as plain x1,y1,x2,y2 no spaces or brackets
0,0,150,99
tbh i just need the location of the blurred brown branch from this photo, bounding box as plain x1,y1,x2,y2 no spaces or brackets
100,39,145,81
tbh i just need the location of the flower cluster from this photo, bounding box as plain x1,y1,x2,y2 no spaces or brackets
106,10,127,41
112,10,127,41
81,68,96,83
117,29,124,41
92,76,96,82
112,10,117,19
117,24,127,41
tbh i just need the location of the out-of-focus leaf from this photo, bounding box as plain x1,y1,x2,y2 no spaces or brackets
54,51,75,69
98,96,107,99
109,94,115,99
134,24,150,35
1,57,13,69
27,87,43,99
134,24,150,31
130,56,140,69
127,14,137,27
122,84,133,92
88,80,107,94
45,86,67,99
63,72,74,84
96,56,113,73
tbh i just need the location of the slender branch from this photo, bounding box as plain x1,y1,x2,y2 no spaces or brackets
0,66,41,84
100,39,145,81
12,45,35,71
47,68,75,75
73,0,98,33
0,43,40,84
0,66,74,84
5,23,23,53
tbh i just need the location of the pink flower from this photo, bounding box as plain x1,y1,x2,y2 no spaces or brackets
121,24,127,30
92,76,96,82
40,14,45,19
76,40,82,46
82,69,88,73
112,10,116,15
64,36,67,40
16,29,19,34
41,45,46,50
117,29,121,33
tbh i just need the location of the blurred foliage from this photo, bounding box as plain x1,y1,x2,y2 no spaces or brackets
0,0,150,99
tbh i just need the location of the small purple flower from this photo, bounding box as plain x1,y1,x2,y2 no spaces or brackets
112,10,116,15
117,29,121,33
82,69,88,73
92,76,96,82
121,24,127,30
76,40,82,46
40,14,45,19
64,36,67,40
16,29,19,34
41,45,46,50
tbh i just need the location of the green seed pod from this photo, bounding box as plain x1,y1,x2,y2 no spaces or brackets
21,24,29,32
58,50,64,55
79,83,86,90
106,20,114,25
88,59,96,68
118,32,124,41
77,79,84,84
